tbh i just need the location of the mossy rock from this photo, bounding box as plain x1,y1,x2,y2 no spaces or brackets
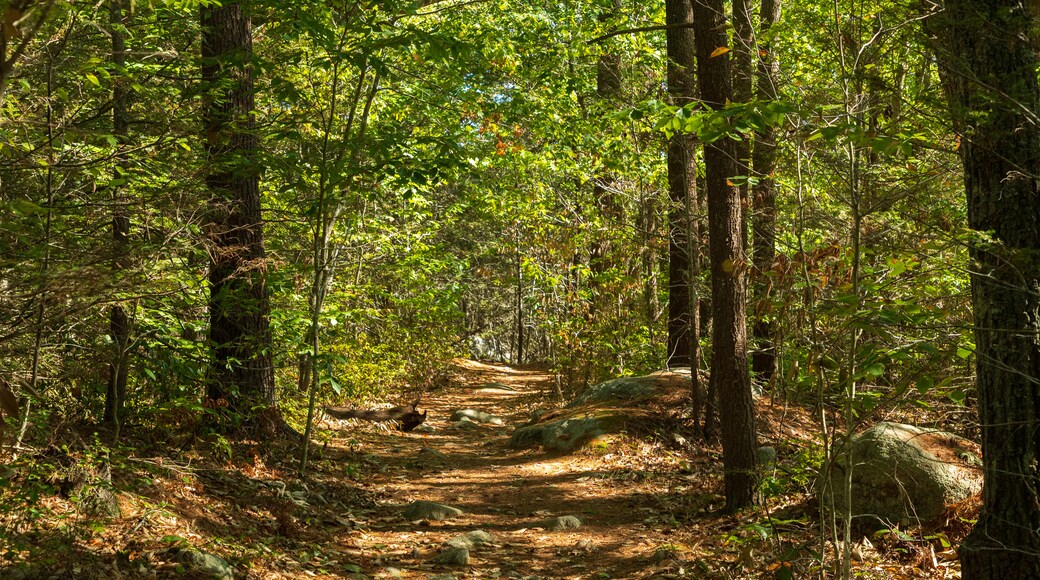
819,422,982,526
510,411,629,453
402,500,463,521
176,549,233,580
546,515,582,531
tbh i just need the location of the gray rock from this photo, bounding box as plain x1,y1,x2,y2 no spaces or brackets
176,549,233,579
402,500,463,521
477,381,516,392
756,446,777,471
81,485,122,519
566,370,694,408
567,376,661,407
454,416,479,428
512,371,695,452
414,424,436,433
819,422,982,525
546,515,582,531
431,546,470,565
510,413,624,453
451,409,505,425
444,529,494,550
418,448,447,460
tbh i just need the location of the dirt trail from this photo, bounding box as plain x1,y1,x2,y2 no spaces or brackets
326,359,708,579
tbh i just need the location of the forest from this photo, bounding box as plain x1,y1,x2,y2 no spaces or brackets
0,0,1038,577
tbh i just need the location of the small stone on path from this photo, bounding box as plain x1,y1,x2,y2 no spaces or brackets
546,515,582,531
417,447,447,460
402,500,463,521
176,548,233,579
475,381,518,393
445,529,495,550
431,546,470,565
451,409,505,425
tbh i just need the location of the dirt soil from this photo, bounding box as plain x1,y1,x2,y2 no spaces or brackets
2,359,971,579
328,359,724,579
299,359,962,579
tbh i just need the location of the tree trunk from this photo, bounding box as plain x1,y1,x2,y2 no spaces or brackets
665,0,698,369
732,0,754,248
931,1,1040,575
201,1,274,407
515,228,524,364
105,0,130,428
694,0,757,512
750,0,781,383
590,0,623,283
665,0,702,428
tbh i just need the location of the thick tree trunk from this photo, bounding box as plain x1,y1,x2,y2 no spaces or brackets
694,0,757,512
105,0,130,428
665,0,702,428
931,1,1040,576
750,0,781,383
201,2,275,406
732,0,754,248
665,0,698,370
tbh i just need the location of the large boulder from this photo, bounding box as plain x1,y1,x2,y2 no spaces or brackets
511,370,691,453
567,370,690,407
820,422,982,526
509,411,628,453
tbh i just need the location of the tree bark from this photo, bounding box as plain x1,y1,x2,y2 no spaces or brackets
665,0,698,368
750,0,781,383
201,1,275,407
105,0,130,429
693,0,757,512
732,0,754,247
931,1,1040,575
665,0,702,427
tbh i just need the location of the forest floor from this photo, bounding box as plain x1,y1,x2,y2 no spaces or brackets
3,359,970,579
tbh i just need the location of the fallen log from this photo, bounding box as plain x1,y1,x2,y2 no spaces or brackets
324,399,427,432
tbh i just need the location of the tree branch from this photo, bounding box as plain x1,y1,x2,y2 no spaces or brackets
587,22,695,44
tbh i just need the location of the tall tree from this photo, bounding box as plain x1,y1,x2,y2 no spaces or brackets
664,0,701,418
104,0,130,431
589,0,623,284
693,0,757,511
750,0,781,382
732,0,754,248
201,0,274,409
931,0,1040,575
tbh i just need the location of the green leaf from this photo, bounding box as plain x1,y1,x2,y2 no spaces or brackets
915,376,934,395
85,73,100,87
863,363,885,378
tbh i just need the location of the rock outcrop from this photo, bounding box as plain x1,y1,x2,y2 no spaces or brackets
819,422,982,525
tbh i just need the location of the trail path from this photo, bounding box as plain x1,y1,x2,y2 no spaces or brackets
325,359,710,579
